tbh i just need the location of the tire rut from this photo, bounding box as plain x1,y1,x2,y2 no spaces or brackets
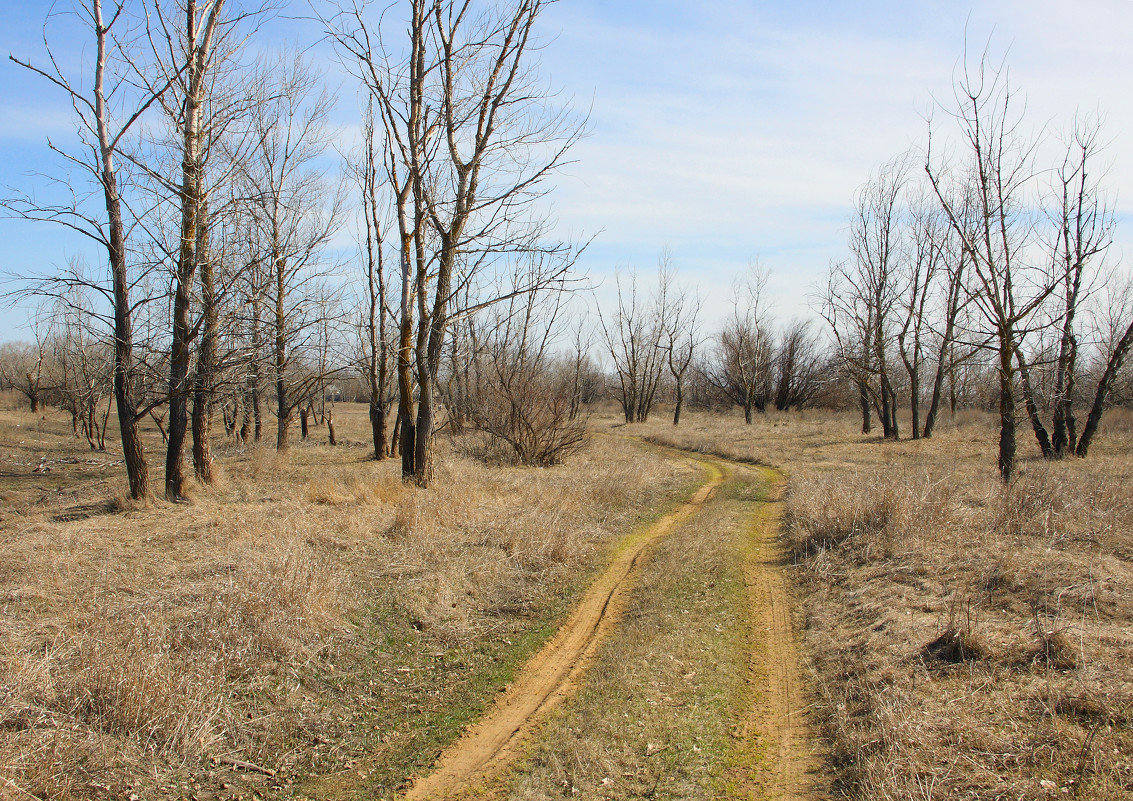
401,458,725,800
731,466,825,800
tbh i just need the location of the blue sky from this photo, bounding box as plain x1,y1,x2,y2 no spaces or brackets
2,0,1132,341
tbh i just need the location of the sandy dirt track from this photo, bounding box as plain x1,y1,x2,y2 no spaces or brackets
402,457,725,800
728,465,826,800
403,449,824,800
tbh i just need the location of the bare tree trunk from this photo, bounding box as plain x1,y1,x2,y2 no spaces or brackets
859,380,872,434
909,368,920,439
923,333,959,440
274,253,289,451
879,373,899,439
673,378,683,425
164,0,225,501
239,390,251,443
276,383,289,449
1076,317,1133,458
1015,349,1053,458
191,205,216,484
370,401,387,458
327,408,337,446
250,294,263,442
998,335,1017,483
165,281,193,499
1051,329,1078,457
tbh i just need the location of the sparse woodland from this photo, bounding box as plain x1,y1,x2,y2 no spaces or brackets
1,4,1132,800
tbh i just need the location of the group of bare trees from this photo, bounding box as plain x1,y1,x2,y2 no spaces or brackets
824,47,1132,481
596,258,825,427
4,0,584,496
321,0,584,485
6,12,1130,495
821,154,971,442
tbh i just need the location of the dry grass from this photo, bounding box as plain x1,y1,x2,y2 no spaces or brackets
0,400,695,800
634,405,1133,800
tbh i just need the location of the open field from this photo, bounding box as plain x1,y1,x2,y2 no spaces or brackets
635,406,1133,800
3,395,1132,801
0,398,698,800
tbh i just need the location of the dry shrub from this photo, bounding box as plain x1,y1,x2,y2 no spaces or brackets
785,467,954,562
923,595,988,664
782,434,1133,798
305,475,353,505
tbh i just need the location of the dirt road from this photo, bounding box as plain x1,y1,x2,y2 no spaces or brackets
401,450,823,800
729,465,824,800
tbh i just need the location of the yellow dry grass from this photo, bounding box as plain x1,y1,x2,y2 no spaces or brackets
633,405,1133,800
0,400,695,800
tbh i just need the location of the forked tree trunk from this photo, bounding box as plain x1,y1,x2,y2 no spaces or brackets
370,401,387,459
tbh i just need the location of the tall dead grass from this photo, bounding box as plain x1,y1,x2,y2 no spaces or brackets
0,405,694,799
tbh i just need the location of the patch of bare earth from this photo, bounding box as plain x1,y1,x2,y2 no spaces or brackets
0,401,697,801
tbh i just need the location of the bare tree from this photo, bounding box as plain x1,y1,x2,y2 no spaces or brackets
657,253,702,426
0,328,49,414
5,0,187,500
773,318,822,411
240,53,344,451
465,289,587,465
1074,273,1133,457
921,217,972,439
926,49,1055,482
851,157,908,438
351,98,395,459
1038,119,1116,457
716,263,775,423
45,289,115,449
895,192,944,437
139,0,255,498
598,267,667,423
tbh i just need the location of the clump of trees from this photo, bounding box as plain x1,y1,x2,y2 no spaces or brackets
3,13,1130,497
4,0,585,497
823,46,1131,481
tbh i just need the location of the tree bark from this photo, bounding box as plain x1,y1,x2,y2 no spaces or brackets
370,401,387,459
191,202,216,484
97,11,150,502
1015,349,1053,458
997,335,1017,483
859,380,872,434
1075,317,1133,458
